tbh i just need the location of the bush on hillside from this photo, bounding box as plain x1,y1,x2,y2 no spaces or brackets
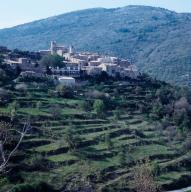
56,85,74,98
182,136,191,151
0,88,12,105
17,75,55,85
93,99,105,117
81,100,92,112
85,90,109,100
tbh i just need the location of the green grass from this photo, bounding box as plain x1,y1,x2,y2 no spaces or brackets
35,143,62,152
48,153,78,162
132,144,174,159
158,171,191,184
1,80,190,191
19,107,50,116
61,108,84,115
0,107,10,114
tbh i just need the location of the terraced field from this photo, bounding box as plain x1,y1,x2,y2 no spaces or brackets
0,80,191,191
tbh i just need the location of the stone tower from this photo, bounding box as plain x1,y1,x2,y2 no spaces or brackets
50,41,57,55
69,45,75,54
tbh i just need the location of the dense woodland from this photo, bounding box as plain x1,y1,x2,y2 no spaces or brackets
0,49,191,192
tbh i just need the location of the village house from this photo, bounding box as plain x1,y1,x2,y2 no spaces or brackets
51,61,81,77
58,76,75,87
20,71,45,78
84,66,102,76
5,58,29,69
99,63,121,77
122,65,140,79
89,60,101,67
4,57,44,74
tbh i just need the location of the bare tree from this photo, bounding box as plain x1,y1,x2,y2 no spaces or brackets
132,159,160,192
0,120,31,172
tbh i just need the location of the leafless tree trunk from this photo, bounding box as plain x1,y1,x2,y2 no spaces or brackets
0,121,31,173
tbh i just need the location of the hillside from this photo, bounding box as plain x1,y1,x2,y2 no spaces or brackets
0,6,191,86
0,71,191,191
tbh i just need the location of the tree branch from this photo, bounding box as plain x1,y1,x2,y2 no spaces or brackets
0,121,31,172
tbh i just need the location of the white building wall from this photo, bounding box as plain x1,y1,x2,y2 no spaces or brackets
58,77,75,86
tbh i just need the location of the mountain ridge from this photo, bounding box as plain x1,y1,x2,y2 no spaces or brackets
0,5,191,86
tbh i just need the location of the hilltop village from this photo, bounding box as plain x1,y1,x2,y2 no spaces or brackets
1,42,139,85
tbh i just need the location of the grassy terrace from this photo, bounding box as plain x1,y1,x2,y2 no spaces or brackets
0,80,190,192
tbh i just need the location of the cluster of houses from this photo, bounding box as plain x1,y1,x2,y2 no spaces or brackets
3,41,140,86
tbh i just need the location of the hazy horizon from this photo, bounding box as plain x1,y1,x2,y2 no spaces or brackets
1,0,191,29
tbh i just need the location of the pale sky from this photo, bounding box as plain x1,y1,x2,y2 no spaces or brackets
0,0,191,29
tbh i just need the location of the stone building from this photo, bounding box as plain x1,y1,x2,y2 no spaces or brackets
39,41,140,79
58,76,75,86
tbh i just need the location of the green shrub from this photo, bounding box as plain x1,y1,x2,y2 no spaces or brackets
56,85,74,98
93,99,105,117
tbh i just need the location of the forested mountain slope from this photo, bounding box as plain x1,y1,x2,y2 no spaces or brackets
0,6,191,85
